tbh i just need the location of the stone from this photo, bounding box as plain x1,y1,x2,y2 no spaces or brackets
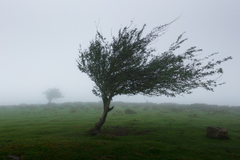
206,126,229,139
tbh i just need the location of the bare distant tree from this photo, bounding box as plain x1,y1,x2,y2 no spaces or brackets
43,88,63,104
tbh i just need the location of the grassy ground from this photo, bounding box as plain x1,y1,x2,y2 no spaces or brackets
0,102,240,160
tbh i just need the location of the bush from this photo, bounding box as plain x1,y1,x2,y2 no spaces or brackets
125,108,137,114
143,106,150,111
112,110,124,116
69,107,78,113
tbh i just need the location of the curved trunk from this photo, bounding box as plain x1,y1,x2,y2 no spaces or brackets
88,97,114,135
47,98,52,104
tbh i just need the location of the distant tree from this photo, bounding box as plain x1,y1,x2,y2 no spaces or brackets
43,88,63,104
77,21,232,135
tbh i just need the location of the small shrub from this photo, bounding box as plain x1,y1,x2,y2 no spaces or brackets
112,110,123,116
69,107,78,113
125,108,137,114
116,110,123,114
143,106,150,111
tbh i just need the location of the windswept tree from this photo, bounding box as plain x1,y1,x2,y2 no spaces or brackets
43,88,63,104
77,22,232,135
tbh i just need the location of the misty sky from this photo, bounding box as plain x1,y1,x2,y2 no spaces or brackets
1,1,239,106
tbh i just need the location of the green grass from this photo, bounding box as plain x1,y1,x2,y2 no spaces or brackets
0,102,240,160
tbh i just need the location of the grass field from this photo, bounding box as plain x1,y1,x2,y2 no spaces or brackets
0,102,240,160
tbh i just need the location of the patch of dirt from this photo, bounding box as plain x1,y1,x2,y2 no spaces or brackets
100,126,133,136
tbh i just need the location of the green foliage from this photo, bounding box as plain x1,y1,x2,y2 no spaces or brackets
43,88,63,103
77,22,232,100
77,22,232,132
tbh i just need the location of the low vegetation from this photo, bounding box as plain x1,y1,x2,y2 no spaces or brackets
124,108,137,114
0,102,240,159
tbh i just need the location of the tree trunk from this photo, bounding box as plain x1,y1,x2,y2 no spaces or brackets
87,97,114,135
47,98,52,104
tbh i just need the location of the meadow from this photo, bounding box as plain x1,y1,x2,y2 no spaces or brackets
0,102,240,160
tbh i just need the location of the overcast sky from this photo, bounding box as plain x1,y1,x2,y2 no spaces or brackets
1,0,239,106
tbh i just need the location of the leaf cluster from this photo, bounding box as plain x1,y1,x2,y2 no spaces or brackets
77,22,232,100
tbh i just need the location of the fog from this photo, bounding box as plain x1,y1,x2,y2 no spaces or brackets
1,1,239,106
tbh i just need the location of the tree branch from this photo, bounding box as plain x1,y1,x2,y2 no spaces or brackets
108,106,114,112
